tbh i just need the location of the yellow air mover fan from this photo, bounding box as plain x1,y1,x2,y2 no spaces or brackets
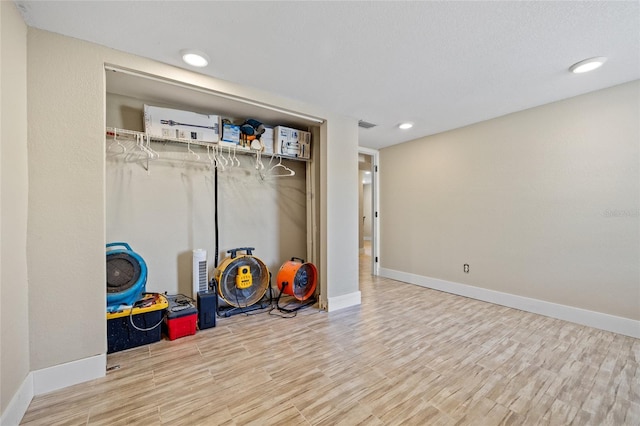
214,247,270,317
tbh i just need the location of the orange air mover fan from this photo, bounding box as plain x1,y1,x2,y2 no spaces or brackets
274,257,318,313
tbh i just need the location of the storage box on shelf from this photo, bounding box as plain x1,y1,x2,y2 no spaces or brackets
220,122,241,147
109,107,312,164
144,105,220,143
261,126,275,155
275,126,311,159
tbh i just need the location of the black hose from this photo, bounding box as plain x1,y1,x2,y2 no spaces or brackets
214,161,219,268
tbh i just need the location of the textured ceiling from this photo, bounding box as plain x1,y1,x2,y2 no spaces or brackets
15,1,640,149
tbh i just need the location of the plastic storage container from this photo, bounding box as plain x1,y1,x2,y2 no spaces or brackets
164,295,198,340
106,293,168,353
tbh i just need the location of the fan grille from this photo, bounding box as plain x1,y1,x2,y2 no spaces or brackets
293,264,315,299
106,253,141,294
219,256,269,308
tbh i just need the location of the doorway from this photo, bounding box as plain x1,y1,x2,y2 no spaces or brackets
358,148,379,276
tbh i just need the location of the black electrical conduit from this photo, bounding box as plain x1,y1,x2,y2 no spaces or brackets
214,161,219,268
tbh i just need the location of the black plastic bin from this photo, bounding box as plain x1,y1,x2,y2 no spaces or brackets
106,294,168,353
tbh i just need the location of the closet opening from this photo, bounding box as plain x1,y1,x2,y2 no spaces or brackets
104,66,322,311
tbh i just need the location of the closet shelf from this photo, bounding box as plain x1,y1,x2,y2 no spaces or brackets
105,127,310,162
107,127,242,149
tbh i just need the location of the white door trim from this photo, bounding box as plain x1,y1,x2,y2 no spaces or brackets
358,146,380,276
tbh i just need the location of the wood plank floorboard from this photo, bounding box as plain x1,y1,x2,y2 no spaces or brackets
21,249,639,425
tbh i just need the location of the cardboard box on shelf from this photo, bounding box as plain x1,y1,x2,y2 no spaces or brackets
262,126,274,141
220,123,240,147
274,126,311,159
144,105,219,142
261,126,274,154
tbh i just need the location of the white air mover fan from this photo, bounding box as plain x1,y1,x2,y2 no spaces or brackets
275,257,318,313
214,247,271,317
106,242,147,312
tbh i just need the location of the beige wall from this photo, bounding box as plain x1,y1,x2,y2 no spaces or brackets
27,29,107,370
1,0,30,415
323,117,359,299
27,28,358,372
380,81,640,321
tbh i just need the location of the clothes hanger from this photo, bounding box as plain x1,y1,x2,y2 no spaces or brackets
258,154,275,180
144,134,159,159
251,138,265,170
107,131,126,154
207,145,215,169
268,156,295,177
227,146,234,166
215,144,227,170
136,133,158,159
232,145,240,167
186,141,200,161
254,148,265,170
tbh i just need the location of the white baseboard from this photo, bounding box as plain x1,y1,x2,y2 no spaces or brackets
1,372,34,426
379,268,640,339
327,291,362,312
32,354,106,395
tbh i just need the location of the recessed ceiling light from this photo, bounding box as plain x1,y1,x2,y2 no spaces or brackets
399,122,413,130
569,57,607,74
365,171,371,174
181,49,209,67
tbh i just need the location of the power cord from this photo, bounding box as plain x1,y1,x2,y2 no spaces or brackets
268,304,297,318
126,293,194,332
128,304,164,332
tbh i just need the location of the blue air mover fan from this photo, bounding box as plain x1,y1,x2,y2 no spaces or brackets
106,242,147,312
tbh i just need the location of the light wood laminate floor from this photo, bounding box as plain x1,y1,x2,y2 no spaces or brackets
21,251,639,425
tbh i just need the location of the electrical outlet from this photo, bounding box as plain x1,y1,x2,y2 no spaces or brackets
464,264,469,273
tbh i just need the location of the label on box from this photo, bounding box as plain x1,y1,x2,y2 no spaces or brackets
144,105,219,142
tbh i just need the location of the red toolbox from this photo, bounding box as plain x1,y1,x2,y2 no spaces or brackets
164,295,197,340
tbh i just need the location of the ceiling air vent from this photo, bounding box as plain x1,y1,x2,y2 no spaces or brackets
358,120,377,129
